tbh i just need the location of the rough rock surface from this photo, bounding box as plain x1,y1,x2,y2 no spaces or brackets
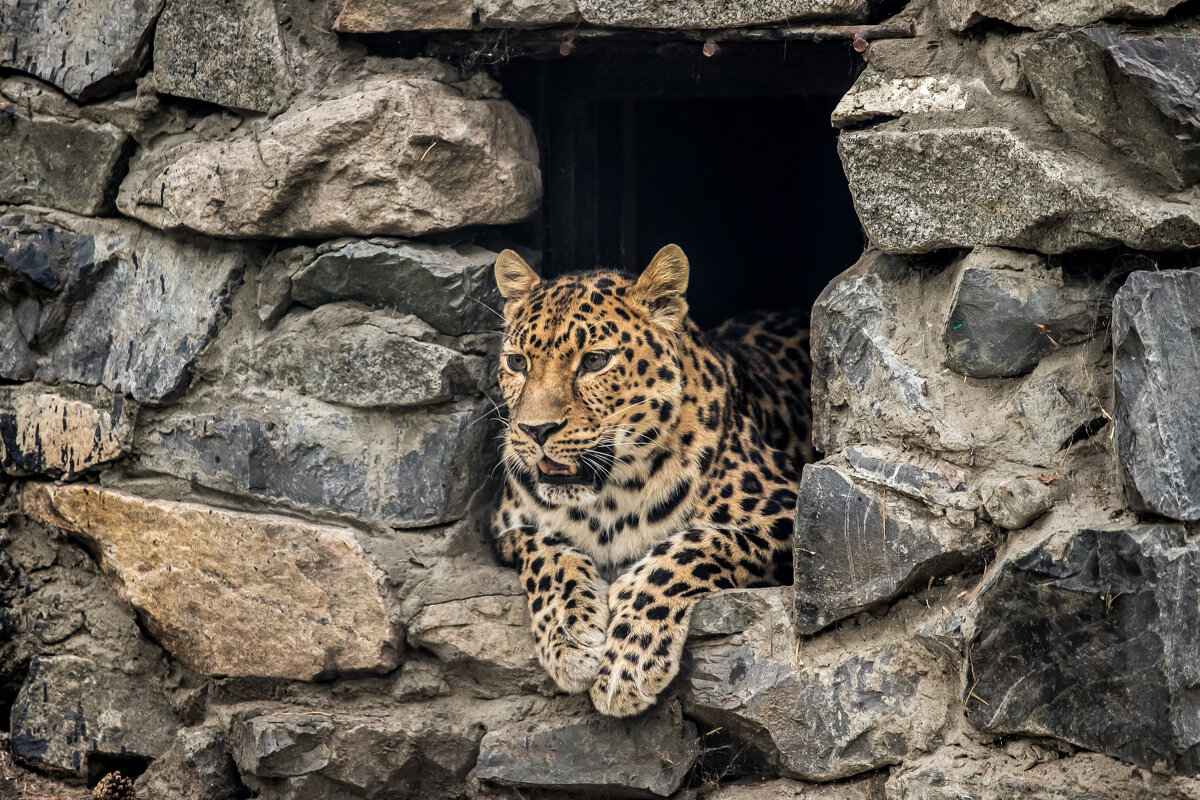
966,527,1200,774
943,248,1107,378
9,654,179,776
153,0,290,112
938,0,1187,32
1019,28,1200,190
1112,270,1200,521
683,589,954,781
576,0,869,28
257,305,491,408
290,239,504,336
137,726,246,800
0,107,129,215
117,74,541,239
0,208,252,403
477,0,580,27
475,697,699,797
708,777,889,800
838,127,1200,253
0,0,164,99
0,733,90,800
332,0,474,31
136,393,490,527
0,383,135,476
794,457,988,634
21,482,401,680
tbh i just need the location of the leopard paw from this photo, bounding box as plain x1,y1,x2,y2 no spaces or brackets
529,570,610,694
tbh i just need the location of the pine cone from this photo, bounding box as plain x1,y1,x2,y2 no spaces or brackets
92,771,136,800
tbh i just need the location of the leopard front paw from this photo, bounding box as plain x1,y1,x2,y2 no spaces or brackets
530,576,611,694
589,584,691,717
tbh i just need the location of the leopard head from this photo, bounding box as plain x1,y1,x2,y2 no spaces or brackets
495,245,690,504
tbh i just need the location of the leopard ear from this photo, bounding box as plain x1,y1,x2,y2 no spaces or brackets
495,249,541,299
635,244,689,330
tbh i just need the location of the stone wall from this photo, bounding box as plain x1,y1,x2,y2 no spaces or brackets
1,0,1199,798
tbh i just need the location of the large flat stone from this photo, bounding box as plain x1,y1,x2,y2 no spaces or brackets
965,527,1200,774
576,0,868,28
684,589,952,781
0,0,164,99
475,697,699,797
793,460,987,634
0,383,135,476
0,106,130,215
136,394,490,527
838,127,1200,253
153,0,289,112
257,305,491,408
9,654,178,777
290,239,504,336
477,0,580,27
117,74,540,240
332,0,473,31
0,208,252,403
21,482,401,680
939,0,1186,31
1020,28,1200,190
1112,270,1200,521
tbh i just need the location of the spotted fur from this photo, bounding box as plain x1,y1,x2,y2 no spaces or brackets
490,245,813,717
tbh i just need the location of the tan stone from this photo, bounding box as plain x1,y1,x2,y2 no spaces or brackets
407,592,544,688
333,0,474,31
0,384,135,476
21,483,401,680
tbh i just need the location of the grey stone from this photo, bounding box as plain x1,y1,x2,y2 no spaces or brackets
1020,28,1200,190
475,697,699,797
0,0,164,99
0,383,136,476
137,726,245,800
0,732,90,800
1012,339,1111,457
683,589,952,782
939,0,1187,32
576,0,868,28
982,477,1054,530
0,208,252,404
117,74,541,240
477,0,580,27
793,461,987,635
707,776,888,800
331,0,473,31
258,305,492,408
290,239,505,336
838,127,1200,254
965,527,1200,774
137,393,491,527
1113,270,1200,521
9,654,179,777
943,249,1108,378
231,704,488,799
153,0,289,112
0,106,130,215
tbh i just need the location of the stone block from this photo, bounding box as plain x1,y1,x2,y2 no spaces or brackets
136,394,491,527
684,589,952,781
475,697,699,797
794,460,988,634
477,0,580,27
290,239,504,336
0,208,252,404
576,0,868,28
137,726,244,800
965,527,1200,774
1020,28,1200,190
1012,339,1110,457
117,74,541,240
257,305,491,408
0,107,130,215
21,482,401,680
838,127,1200,253
708,776,888,800
0,0,164,99
332,0,473,31
153,0,289,112
939,0,1186,32
831,72,978,129
9,654,178,777
1113,270,1200,521
943,248,1107,378
0,383,135,476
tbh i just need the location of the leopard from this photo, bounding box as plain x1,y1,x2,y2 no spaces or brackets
489,244,815,717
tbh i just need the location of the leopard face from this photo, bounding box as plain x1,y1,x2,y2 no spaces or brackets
495,247,689,507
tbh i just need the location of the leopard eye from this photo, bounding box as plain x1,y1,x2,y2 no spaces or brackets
505,353,528,373
580,351,612,373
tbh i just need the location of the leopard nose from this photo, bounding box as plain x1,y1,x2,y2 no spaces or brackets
519,420,566,445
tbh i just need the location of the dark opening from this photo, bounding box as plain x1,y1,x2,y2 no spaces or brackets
497,40,866,327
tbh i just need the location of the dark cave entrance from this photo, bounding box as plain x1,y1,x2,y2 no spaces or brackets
496,38,867,327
